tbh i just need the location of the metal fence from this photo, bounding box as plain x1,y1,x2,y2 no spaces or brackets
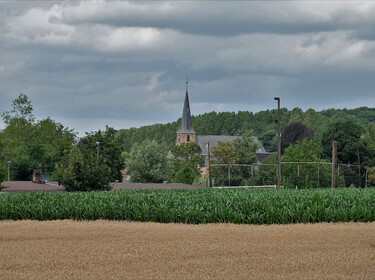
209,162,366,188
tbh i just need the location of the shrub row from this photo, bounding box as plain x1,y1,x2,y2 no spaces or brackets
0,188,374,224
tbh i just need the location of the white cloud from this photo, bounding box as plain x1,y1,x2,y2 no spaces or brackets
96,27,173,52
6,4,74,45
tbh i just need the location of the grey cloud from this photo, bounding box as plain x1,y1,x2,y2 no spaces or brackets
1,1,375,135
57,1,375,37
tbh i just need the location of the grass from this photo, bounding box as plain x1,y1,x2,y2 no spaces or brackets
0,188,374,224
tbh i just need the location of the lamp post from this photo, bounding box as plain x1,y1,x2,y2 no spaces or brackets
7,161,11,182
274,97,281,189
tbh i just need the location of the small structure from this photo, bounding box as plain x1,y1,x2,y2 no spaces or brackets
33,169,44,184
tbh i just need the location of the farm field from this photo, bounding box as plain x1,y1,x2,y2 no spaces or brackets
1,188,374,223
0,221,374,280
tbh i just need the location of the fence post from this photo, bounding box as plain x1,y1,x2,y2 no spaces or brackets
317,163,320,187
228,165,231,187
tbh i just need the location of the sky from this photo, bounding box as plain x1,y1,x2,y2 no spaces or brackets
1,1,375,136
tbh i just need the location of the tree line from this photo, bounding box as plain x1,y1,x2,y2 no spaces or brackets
1,94,375,189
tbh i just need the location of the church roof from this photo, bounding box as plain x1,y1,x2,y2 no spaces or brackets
196,135,267,156
177,89,195,134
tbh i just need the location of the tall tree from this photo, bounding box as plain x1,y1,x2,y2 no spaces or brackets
321,121,365,164
171,142,204,167
233,131,259,165
282,139,331,188
1,94,75,180
61,146,112,192
82,126,123,181
126,140,171,183
2,93,34,125
363,123,375,166
211,133,258,186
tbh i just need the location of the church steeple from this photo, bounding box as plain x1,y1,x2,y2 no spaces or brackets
176,77,196,144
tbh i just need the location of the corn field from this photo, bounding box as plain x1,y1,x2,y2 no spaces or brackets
0,188,374,224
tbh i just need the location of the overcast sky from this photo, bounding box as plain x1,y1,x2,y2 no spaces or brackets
1,1,375,135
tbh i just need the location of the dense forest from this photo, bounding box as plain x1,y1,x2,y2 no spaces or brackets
118,107,375,153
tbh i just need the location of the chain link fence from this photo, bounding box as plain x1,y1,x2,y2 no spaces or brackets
208,162,366,188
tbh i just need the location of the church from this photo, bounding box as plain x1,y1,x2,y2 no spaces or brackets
176,80,270,165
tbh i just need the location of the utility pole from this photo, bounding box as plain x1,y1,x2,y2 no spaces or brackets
274,97,282,189
206,142,212,187
357,147,361,186
332,140,338,188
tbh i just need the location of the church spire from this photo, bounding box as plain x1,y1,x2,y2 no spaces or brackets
178,81,195,134
176,77,196,145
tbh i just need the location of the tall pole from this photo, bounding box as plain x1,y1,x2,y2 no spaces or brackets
332,140,338,188
207,142,212,188
357,147,361,186
274,97,281,189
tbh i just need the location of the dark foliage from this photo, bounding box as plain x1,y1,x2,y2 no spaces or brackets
281,122,314,154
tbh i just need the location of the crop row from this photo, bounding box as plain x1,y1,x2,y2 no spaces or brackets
0,188,374,224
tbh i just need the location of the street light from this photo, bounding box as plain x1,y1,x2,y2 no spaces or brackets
274,97,282,189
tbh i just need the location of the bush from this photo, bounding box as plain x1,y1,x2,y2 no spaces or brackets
174,164,199,184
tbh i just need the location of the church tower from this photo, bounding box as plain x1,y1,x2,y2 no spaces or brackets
176,78,196,144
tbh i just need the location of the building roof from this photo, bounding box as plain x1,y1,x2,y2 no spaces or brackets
177,90,195,134
196,135,267,156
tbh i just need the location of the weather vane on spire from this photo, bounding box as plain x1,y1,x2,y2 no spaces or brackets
186,73,189,93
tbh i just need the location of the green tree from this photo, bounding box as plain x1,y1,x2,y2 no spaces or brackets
171,142,204,166
82,126,123,182
1,95,35,180
233,131,259,164
254,154,277,186
211,133,258,186
0,119,33,180
0,163,6,190
126,140,171,183
366,167,375,186
282,139,331,188
321,121,365,164
61,147,112,192
2,93,34,125
170,142,204,184
363,123,375,166
173,163,200,184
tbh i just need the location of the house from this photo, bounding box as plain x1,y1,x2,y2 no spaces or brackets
176,80,271,165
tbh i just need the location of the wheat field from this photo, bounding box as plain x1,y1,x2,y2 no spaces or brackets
0,221,374,279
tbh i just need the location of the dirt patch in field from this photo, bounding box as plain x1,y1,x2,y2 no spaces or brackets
0,221,374,279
